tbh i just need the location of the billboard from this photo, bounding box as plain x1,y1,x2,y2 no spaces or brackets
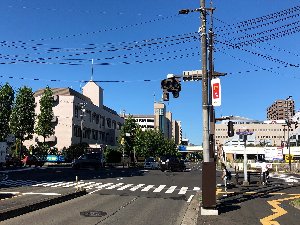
264,147,283,161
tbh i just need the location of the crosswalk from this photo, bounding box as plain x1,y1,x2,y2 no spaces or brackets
0,179,200,196
270,173,300,183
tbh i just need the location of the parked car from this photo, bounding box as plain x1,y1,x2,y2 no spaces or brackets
72,152,105,169
22,155,45,167
144,157,160,169
5,155,22,168
160,156,186,172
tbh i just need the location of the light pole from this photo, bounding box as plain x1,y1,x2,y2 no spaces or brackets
286,96,292,171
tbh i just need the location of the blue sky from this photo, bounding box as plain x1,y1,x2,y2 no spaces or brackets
0,0,300,145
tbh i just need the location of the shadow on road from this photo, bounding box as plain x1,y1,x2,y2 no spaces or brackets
217,182,299,214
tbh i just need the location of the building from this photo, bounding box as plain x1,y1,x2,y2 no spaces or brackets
124,102,182,145
215,116,295,147
24,81,124,150
267,99,295,120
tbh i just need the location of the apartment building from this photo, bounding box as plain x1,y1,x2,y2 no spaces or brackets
267,99,295,120
24,81,124,150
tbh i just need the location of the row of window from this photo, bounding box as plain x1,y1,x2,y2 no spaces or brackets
74,106,122,130
216,128,293,132
74,126,114,143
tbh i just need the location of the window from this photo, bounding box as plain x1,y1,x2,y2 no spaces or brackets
96,114,99,124
112,120,116,129
92,130,98,140
92,113,97,123
86,110,92,122
117,122,122,130
106,118,111,128
101,116,105,128
75,106,79,118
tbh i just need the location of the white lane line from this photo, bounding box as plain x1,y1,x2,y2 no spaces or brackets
22,192,61,196
153,185,166,193
165,186,177,194
106,183,124,190
130,184,145,191
187,195,194,202
0,191,20,194
141,185,155,192
178,187,189,194
117,184,134,190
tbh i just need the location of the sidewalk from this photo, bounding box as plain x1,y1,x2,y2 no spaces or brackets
196,181,300,225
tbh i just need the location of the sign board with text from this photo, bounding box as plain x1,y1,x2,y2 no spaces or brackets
211,78,221,106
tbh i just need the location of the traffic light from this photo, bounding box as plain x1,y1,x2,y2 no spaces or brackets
161,77,181,100
227,121,234,137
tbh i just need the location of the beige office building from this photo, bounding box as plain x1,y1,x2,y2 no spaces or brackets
215,116,294,147
24,81,124,150
125,102,182,145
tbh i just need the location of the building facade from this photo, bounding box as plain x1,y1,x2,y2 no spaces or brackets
125,102,182,145
215,116,294,147
267,99,295,120
24,81,124,150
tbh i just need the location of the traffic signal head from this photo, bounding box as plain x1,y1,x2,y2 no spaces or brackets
162,91,169,101
227,121,234,137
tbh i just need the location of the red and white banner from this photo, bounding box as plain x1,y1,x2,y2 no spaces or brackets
211,78,221,106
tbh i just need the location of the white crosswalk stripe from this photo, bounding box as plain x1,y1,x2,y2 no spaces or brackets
165,186,177,194
153,185,166,193
96,183,114,189
117,184,134,190
130,184,145,191
178,187,188,194
141,185,155,192
106,183,124,190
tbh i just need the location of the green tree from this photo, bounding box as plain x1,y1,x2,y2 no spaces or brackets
0,83,14,141
10,86,36,159
119,115,140,158
35,86,54,144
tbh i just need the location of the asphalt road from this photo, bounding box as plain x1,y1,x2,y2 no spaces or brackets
0,162,203,225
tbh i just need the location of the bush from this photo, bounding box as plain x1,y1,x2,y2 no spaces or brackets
105,148,122,163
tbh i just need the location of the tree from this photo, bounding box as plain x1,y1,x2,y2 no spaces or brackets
0,83,14,142
119,115,140,157
10,86,36,159
35,86,54,144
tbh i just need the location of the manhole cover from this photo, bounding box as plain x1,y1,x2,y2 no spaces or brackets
80,211,107,217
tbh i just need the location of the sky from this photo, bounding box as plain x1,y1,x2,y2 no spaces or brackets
0,0,300,145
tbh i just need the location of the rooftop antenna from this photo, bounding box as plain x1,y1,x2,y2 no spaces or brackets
91,59,94,81
153,92,156,103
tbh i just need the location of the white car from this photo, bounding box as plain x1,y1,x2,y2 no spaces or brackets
144,157,159,169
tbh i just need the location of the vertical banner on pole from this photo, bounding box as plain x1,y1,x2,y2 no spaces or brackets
211,78,221,106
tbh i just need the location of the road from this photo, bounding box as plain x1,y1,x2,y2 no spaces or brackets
0,162,202,225
1,163,299,225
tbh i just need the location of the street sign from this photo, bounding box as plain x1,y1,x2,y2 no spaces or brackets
211,78,221,106
236,129,254,135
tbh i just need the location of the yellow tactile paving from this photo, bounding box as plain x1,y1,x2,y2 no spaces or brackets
260,194,300,225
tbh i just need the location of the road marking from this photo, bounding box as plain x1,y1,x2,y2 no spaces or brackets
153,185,166,193
141,185,155,192
0,191,20,194
187,195,194,203
106,183,124,190
117,184,133,190
193,187,201,191
165,186,177,194
260,194,300,225
96,183,114,189
22,192,61,196
178,187,188,194
130,184,145,191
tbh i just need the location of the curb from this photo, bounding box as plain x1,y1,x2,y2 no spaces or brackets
0,190,87,221
181,192,201,225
